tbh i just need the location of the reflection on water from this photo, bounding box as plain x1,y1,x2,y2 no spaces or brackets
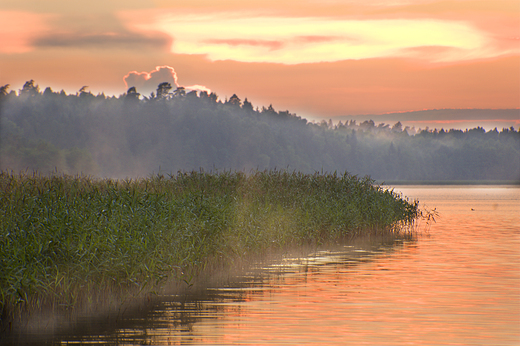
32,186,520,345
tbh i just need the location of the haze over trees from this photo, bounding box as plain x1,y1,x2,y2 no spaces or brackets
1,81,519,182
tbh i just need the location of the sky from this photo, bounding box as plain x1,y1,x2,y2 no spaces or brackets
0,0,519,127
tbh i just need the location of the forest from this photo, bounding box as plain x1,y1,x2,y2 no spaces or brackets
1,80,519,182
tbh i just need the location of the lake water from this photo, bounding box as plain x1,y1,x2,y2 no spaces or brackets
26,186,520,345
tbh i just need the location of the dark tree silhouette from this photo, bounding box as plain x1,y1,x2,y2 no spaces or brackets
156,82,172,99
174,86,186,98
125,86,140,101
228,94,241,107
20,80,39,97
242,98,253,112
0,84,9,96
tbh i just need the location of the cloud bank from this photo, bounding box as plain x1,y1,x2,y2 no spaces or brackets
33,31,171,50
121,12,496,64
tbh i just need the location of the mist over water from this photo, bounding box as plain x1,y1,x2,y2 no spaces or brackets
22,185,519,345
1,81,518,345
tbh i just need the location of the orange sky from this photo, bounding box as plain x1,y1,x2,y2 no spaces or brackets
0,0,519,124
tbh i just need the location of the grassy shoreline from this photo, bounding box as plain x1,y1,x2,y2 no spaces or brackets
0,170,418,337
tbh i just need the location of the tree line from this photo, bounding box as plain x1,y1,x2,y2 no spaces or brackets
1,80,519,182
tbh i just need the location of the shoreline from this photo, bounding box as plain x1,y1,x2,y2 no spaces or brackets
2,232,414,345
0,170,419,343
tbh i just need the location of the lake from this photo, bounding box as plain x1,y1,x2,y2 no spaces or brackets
23,185,520,345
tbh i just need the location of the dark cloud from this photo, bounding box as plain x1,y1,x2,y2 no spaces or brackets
33,31,171,50
123,66,179,95
30,11,171,51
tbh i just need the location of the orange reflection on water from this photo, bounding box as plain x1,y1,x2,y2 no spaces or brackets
186,186,520,345
57,186,519,345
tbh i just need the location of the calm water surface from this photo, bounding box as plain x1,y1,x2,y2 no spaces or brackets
56,186,520,345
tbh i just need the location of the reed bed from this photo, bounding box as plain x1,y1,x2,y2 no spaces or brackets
0,169,418,330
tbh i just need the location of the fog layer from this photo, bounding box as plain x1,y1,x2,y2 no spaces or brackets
1,81,519,182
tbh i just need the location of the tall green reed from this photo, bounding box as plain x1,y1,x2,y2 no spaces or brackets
0,169,418,324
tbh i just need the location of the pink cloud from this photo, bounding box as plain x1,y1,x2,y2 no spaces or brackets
123,65,179,94
123,65,210,96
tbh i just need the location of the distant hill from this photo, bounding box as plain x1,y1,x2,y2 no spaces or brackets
335,109,519,131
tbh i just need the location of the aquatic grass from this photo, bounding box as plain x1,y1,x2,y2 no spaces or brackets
0,169,418,331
